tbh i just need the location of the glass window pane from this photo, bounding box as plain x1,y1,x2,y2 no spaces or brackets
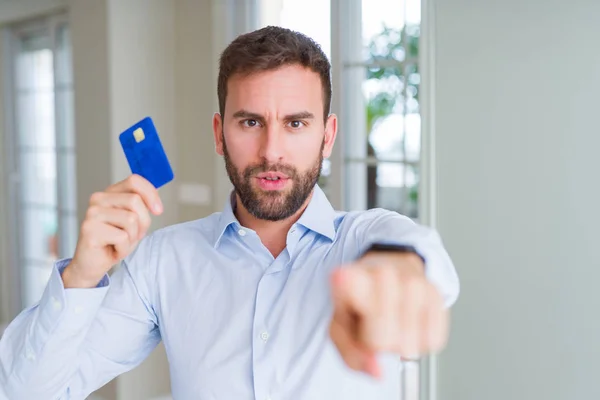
368,112,421,162
349,161,419,218
363,44,421,163
15,93,36,146
15,48,53,91
21,206,59,262
16,90,56,149
404,63,420,114
19,150,57,207
362,0,420,62
373,162,419,218
406,0,422,25
362,0,405,41
258,0,331,59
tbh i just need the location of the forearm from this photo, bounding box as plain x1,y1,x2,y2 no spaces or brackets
0,260,109,399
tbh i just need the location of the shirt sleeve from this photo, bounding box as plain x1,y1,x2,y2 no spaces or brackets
0,236,161,399
357,209,460,308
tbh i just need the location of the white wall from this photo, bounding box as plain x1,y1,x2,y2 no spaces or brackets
106,0,178,231
176,0,219,222
434,1,600,399
68,0,112,225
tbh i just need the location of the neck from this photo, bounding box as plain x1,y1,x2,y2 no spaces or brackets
234,190,314,258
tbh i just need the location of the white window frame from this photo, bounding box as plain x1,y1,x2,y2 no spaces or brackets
417,0,439,396
2,11,74,318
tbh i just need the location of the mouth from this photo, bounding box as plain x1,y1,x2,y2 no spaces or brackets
256,172,289,180
255,172,290,190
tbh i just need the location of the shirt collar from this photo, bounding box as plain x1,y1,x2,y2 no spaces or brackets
212,184,337,248
213,191,239,248
295,184,336,241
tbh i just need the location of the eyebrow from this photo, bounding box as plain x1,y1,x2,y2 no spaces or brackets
232,109,315,122
232,110,264,122
284,111,315,121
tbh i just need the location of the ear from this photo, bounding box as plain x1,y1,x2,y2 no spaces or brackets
213,112,224,156
322,114,338,159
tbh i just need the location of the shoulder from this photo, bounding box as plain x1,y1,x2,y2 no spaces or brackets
149,212,222,244
119,212,224,297
124,212,223,271
335,208,416,233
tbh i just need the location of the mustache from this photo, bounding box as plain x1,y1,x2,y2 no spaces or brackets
243,162,297,179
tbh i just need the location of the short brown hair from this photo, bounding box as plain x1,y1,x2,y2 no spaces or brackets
218,26,332,122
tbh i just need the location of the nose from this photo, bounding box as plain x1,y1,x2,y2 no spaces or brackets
258,124,284,164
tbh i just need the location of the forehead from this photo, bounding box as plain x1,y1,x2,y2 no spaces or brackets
225,65,323,114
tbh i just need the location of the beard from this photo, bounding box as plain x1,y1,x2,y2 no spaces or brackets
222,133,324,221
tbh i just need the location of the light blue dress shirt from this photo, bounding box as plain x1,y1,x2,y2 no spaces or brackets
0,185,459,400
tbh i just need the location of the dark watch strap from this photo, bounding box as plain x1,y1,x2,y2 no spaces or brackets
362,243,426,264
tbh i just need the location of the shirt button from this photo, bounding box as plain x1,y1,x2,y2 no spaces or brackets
238,229,246,237
25,349,35,361
51,296,62,311
260,331,269,342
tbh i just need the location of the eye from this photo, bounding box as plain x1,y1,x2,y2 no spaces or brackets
242,119,260,128
288,120,306,129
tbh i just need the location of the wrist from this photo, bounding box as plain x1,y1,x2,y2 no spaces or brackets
362,243,425,264
361,251,425,275
361,243,426,274
61,262,103,289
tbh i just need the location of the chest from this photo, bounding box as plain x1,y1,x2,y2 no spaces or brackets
153,236,400,399
156,240,342,357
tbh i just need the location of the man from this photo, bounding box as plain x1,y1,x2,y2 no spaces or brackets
0,26,459,399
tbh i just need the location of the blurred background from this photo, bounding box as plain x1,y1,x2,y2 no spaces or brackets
0,0,599,399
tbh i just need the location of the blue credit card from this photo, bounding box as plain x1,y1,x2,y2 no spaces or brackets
119,116,174,188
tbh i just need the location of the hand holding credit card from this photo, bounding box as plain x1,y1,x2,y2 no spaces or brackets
119,116,174,188
61,118,168,289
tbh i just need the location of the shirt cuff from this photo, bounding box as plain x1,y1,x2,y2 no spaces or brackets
34,259,110,338
362,233,459,308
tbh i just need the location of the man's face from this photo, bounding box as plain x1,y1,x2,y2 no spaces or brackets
213,64,337,221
